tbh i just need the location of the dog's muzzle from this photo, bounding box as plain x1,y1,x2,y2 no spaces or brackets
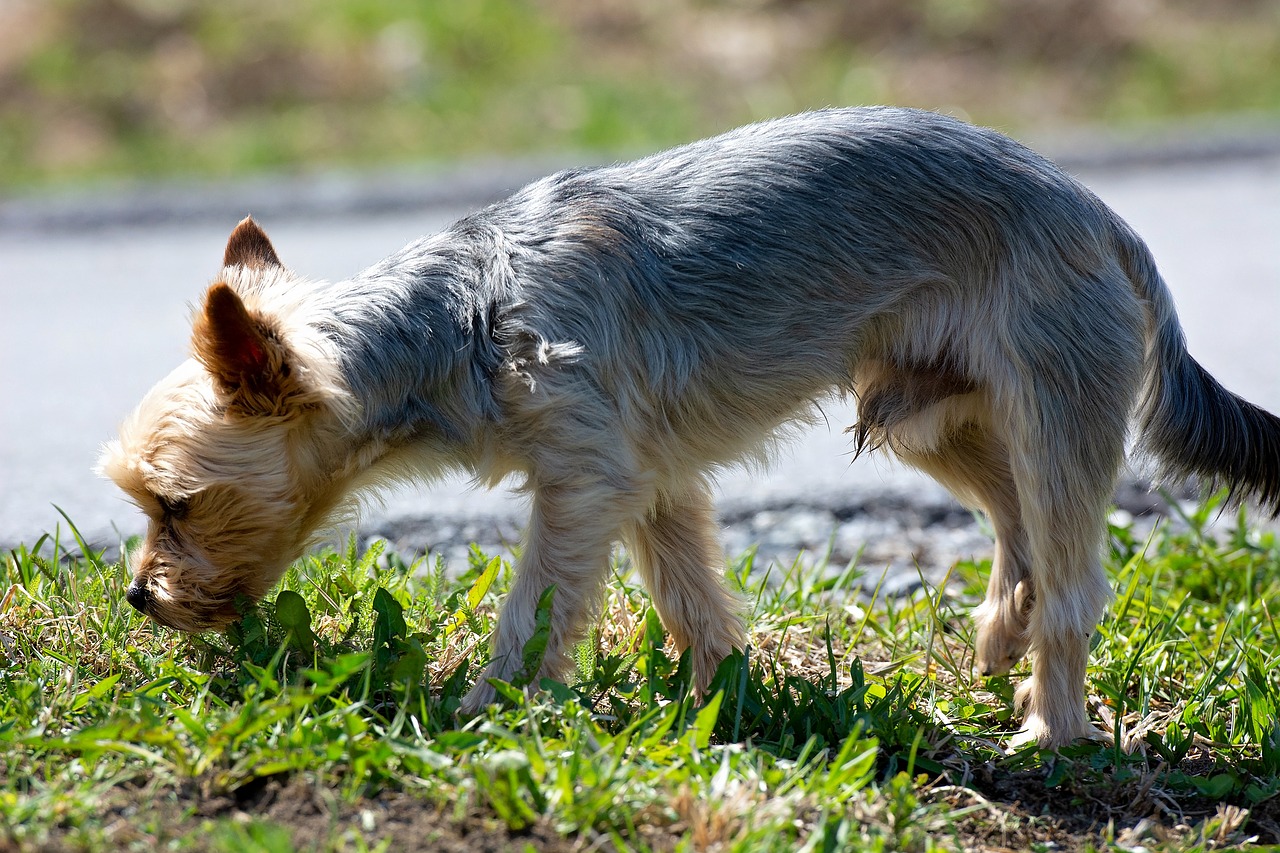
125,581,153,614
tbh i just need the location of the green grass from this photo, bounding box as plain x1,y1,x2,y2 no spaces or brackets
2,498,1279,851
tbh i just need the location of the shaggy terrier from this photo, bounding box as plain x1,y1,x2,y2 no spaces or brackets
100,107,1280,748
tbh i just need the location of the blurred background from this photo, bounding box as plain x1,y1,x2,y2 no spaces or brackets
3,0,1279,191
2,0,1278,562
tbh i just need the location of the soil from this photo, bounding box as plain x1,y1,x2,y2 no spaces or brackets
5,775,626,853
930,761,1280,851
10,763,1276,852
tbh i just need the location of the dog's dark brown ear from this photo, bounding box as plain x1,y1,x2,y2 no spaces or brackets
192,283,283,399
223,216,282,270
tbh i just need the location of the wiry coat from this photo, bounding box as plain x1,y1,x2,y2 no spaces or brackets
102,107,1280,748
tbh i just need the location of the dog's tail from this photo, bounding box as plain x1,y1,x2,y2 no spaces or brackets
1112,215,1280,516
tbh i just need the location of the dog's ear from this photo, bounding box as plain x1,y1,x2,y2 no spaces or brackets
192,282,285,401
223,216,282,270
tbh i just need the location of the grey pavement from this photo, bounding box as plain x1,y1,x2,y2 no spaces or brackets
2,145,1278,565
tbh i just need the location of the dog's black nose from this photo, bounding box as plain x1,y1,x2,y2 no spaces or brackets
125,582,152,614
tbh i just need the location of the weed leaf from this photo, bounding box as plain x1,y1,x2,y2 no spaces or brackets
512,584,555,688
444,555,501,638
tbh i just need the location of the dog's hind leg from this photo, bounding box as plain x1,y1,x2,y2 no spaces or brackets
857,363,1033,676
623,482,746,696
1001,375,1132,748
892,425,1033,677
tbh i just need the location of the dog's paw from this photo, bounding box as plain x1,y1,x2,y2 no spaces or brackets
974,609,1030,677
1007,675,1110,750
1008,697,1111,751
1007,718,1110,751
458,679,497,717
690,640,742,699
975,633,1029,677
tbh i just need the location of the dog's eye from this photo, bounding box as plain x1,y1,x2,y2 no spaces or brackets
157,494,190,519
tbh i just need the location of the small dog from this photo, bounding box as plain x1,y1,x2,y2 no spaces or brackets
101,107,1280,748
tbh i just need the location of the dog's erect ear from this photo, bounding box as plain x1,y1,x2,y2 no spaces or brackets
223,216,282,270
192,282,281,397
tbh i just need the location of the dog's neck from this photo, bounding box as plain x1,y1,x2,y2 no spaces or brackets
316,227,507,453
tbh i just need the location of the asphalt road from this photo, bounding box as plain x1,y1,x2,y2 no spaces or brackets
2,152,1278,554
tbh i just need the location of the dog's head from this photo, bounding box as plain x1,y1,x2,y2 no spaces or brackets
99,219,352,631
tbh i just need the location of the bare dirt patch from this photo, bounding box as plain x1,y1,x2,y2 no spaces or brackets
7,776,617,853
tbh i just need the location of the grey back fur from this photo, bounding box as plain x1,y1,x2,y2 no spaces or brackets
313,106,1277,514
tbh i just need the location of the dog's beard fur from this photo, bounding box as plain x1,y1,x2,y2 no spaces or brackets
100,107,1280,749
99,360,311,630
99,223,364,631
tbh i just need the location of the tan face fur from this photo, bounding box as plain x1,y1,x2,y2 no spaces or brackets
99,219,352,631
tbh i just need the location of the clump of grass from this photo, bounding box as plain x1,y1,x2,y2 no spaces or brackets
1,499,1277,851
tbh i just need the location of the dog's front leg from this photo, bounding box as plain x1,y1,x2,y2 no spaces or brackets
459,479,641,714
624,484,746,697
